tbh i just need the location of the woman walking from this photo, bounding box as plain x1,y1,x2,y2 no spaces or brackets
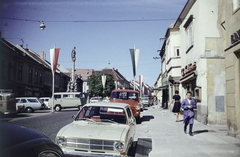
170,90,181,122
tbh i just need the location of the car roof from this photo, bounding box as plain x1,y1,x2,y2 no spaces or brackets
84,102,129,108
111,89,139,93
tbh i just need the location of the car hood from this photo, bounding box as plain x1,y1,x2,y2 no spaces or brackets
57,121,129,141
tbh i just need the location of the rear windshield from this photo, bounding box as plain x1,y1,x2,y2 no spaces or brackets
111,91,139,101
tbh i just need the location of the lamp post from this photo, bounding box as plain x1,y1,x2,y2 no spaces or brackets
102,74,106,98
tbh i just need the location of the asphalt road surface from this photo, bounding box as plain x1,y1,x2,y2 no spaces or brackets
1,109,150,157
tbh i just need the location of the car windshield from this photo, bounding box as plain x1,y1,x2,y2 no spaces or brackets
76,106,126,124
111,92,139,101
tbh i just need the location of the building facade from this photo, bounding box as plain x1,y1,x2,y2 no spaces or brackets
224,0,240,138
0,37,70,97
158,0,227,125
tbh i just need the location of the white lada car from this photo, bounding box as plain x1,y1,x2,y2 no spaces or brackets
55,102,136,157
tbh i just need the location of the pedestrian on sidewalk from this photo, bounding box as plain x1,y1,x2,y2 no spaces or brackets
181,92,196,136
169,90,181,122
153,96,158,109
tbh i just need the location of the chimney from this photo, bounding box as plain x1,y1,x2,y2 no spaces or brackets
40,51,46,60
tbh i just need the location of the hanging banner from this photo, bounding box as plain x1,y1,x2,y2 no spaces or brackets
129,48,140,77
50,48,60,73
139,75,143,88
102,75,107,89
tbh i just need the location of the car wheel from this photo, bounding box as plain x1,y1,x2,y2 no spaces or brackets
26,107,34,113
55,105,61,112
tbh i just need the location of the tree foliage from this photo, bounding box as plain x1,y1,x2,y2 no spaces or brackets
87,71,115,98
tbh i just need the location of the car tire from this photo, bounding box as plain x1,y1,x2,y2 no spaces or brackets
55,105,61,112
26,107,34,113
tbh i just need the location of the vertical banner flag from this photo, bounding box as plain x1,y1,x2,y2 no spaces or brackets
50,47,60,113
102,75,106,89
50,48,60,73
139,75,143,88
129,47,140,77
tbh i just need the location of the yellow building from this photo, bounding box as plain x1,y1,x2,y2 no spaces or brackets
224,0,240,138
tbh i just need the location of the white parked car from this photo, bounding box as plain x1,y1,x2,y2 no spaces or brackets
16,97,44,113
90,97,102,103
55,102,136,157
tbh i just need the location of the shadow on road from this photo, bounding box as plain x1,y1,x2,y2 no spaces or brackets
0,113,32,121
141,115,154,123
193,129,215,135
128,138,152,157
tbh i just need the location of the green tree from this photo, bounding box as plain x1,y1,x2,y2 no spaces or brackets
87,71,115,98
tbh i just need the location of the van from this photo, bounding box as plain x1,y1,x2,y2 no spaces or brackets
49,92,89,111
0,89,17,115
110,89,141,123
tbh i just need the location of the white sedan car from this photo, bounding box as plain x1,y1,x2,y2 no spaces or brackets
55,102,136,157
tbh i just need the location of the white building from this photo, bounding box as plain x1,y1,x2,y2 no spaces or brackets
158,0,226,125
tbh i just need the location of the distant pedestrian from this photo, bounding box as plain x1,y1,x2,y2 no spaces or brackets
181,92,196,136
153,96,158,108
169,90,181,122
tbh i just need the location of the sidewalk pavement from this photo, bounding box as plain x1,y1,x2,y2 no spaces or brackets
135,106,240,157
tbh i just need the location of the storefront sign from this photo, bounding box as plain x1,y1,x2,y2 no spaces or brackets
181,62,197,77
231,29,240,44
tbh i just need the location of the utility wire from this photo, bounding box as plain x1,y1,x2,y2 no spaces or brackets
0,17,176,23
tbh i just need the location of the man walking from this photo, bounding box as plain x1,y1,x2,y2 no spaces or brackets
181,92,196,136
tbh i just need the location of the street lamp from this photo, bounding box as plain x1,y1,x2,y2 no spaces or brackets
40,21,46,30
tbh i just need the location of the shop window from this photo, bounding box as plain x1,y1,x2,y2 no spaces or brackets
233,0,240,12
194,87,202,102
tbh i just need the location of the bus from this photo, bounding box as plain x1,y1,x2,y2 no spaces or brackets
0,89,17,115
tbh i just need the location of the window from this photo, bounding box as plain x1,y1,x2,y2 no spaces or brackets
39,72,42,84
18,63,23,79
54,94,61,99
35,71,38,84
233,0,240,11
187,24,194,47
27,99,38,103
1,60,6,79
174,47,180,57
63,94,74,98
20,99,27,103
8,62,12,80
29,66,33,82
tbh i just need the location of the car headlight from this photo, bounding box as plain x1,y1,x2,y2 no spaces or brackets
56,137,67,147
135,105,140,110
114,141,124,152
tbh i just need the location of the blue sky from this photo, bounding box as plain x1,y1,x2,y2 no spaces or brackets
0,0,187,86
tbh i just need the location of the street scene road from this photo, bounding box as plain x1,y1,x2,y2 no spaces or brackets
1,107,240,157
